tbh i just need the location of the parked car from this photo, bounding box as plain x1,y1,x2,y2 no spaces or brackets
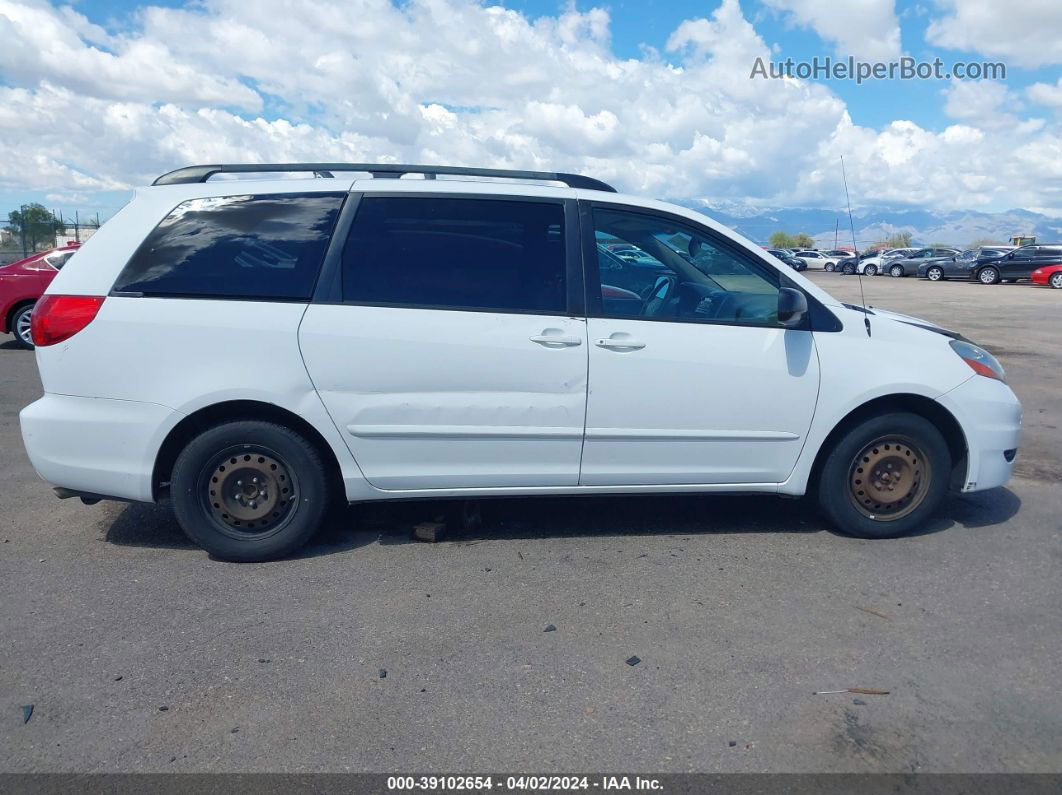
824,249,857,261
855,248,917,276
1,244,80,349
793,250,839,270
766,248,807,271
919,250,977,281
885,247,962,278
972,244,1062,285
1031,264,1062,289
838,252,877,275
19,162,1020,561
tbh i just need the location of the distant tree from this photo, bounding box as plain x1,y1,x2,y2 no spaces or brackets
769,231,797,248
883,231,913,248
968,237,1004,248
793,232,815,248
7,203,64,252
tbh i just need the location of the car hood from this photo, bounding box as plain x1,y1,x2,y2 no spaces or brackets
865,306,966,340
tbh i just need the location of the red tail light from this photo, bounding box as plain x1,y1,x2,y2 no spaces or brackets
31,295,105,347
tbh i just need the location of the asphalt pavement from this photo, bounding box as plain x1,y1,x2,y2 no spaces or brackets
1,271,1059,773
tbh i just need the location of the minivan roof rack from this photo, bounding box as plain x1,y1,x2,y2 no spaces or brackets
152,163,617,192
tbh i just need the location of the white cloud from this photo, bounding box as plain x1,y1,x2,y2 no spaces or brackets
0,0,262,111
761,0,901,60
926,0,1062,68
0,0,1057,215
1027,78,1062,110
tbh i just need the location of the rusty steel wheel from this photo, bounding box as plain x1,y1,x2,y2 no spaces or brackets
202,446,299,539
847,436,930,521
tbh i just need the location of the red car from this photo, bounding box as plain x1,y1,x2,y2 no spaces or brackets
1,244,80,349
1031,264,1062,289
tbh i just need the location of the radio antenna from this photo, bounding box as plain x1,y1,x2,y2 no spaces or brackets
841,155,871,337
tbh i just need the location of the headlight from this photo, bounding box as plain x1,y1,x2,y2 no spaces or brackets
1032,269,1043,275
950,340,1006,383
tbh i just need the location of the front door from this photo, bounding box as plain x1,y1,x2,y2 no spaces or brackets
300,194,588,490
580,204,820,486
1000,246,1037,279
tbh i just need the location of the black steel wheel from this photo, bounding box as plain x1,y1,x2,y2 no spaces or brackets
171,421,333,561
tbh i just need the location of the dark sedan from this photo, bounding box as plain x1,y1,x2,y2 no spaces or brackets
766,248,807,271
918,250,976,281
885,247,962,277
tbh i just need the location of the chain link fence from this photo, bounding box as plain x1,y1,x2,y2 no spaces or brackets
1,206,103,266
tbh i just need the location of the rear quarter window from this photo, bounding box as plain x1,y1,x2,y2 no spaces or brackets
113,193,345,299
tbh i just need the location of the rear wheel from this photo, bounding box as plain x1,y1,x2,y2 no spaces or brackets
1050,272,1062,289
11,303,34,349
926,266,944,281
817,412,950,539
978,266,1000,285
889,264,905,278
863,264,878,277
171,421,333,561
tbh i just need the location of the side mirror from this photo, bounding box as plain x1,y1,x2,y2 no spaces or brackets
778,287,808,328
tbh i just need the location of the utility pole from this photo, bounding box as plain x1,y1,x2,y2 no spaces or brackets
75,210,80,243
19,204,28,258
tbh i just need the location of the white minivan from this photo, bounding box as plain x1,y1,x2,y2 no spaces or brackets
20,164,1021,561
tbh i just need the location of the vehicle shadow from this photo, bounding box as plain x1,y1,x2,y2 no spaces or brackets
0,338,28,350
101,487,1022,557
101,501,376,560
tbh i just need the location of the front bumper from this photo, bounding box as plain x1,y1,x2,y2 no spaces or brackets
936,376,1022,492
20,393,180,503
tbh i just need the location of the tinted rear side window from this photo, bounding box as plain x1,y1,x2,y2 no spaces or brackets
114,193,345,299
341,196,566,313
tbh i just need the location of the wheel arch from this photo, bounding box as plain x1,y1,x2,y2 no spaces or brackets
152,400,344,502
807,393,969,494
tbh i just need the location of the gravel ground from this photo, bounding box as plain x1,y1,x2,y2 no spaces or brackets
1,271,1059,774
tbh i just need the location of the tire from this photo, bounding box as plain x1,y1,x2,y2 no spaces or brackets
889,264,905,278
863,264,877,277
817,412,950,539
978,266,1000,285
926,266,944,281
842,263,855,275
1050,272,1062,289
824,262,835,272
171,420,333,561
10,303,35,349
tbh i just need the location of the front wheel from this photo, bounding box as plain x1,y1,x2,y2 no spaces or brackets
889,264,905,278
11,303,35,349
171,421,333,561
1050,272,1062,289
926,266,944,281
978,266,1000,285
817,412,950,539
863,264,878,277
824,262,835,272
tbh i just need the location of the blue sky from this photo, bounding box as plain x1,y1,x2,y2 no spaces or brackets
2,0,1060,223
